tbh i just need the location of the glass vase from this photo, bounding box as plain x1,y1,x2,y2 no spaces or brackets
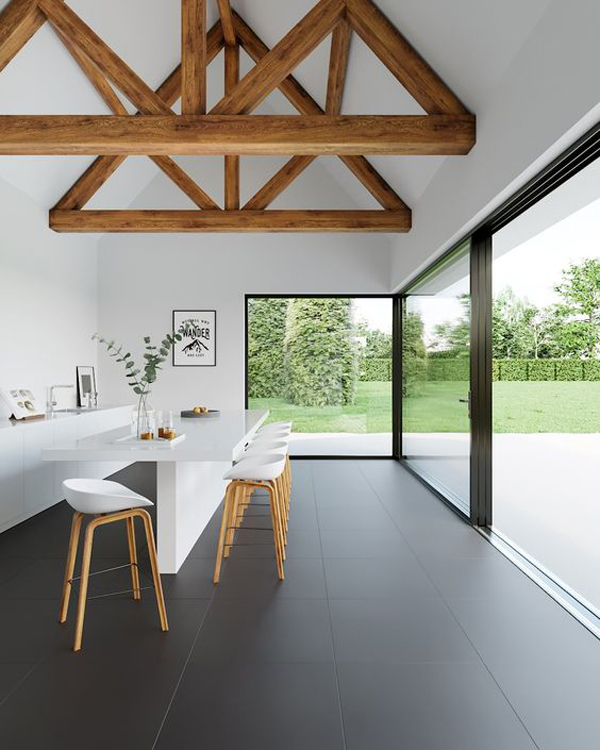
135,394,155,440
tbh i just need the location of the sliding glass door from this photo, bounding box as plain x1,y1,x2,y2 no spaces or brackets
401,242,471,513
491,156,600,613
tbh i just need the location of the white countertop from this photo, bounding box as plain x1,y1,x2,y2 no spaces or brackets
0,405,133,432
42,409,268,462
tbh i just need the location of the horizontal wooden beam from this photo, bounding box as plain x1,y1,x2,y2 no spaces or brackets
0,115,475,155
49,210,411,233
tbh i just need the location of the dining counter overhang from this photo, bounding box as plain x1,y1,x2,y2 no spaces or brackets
42,409,269,573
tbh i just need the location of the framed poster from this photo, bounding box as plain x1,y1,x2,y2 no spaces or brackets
173,310,217,367
76,366,97,407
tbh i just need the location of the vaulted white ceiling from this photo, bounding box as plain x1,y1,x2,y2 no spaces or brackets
0,0,553,219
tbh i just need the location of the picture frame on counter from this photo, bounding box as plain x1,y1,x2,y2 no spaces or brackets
173,310,217,367
76,366,97,407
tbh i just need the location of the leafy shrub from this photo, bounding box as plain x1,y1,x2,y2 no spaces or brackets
527,360,556,381
583,360,600,381
427,358,470,381
555,359,583,381
492,360,500,382
247,298,289,398
360,358,392,382
285,298,358,407
499,359,528,381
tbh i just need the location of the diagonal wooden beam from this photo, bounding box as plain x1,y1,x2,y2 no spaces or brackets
52,27,128,115
149,156,220,210
211,0,345,115
0,0,53,73
37,0,171,114
243,156,315,211
326,16,352,115
53,21,225,211
224,43,240,210
217,0,236,46
0,114,476,155
233,11,409,212
182,0,206,114
345,0,468,115
49,209,412,234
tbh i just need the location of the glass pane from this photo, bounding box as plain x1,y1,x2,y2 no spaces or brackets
247,297,393,456
492,156,600,613
402,241,471,512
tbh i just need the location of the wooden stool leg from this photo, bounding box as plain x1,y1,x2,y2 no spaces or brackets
214,484,234,584
126,516,141,601
59,511,84,624
267,484,285,580
224,484,241,559
138,510,169,632
73,518,98,652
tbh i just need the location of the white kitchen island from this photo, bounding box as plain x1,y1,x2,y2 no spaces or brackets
43,409,268,573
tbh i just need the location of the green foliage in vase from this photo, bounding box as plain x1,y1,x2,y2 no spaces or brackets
92,325,187,399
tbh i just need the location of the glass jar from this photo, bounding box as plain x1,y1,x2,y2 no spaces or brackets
158,410,175,440
135,395,155,440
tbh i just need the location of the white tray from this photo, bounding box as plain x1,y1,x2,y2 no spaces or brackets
112,433,186,448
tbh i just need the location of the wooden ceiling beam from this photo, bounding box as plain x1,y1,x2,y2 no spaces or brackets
49,209,411,233
345,0,468,115
37,0,171,114
326,16,352,115
217,0,236,46
149,156,220,210
224,43,240,210
0,114,476,156
0,0,55,73
182,0,206,114
53,22,225,211
211,0,345,115
233,10,409,211
243,156,316,211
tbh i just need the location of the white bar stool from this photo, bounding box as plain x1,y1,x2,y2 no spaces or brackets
214,455,287,584
243,439,291,537
258,421,292,435
60,478,169,652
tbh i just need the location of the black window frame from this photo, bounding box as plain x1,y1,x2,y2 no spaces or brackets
245,293,398,460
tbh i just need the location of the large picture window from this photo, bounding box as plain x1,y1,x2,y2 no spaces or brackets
246,296,393,457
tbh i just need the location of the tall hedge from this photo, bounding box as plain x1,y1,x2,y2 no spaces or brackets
247,298,289,398
285,298,358,407
360,358,392,382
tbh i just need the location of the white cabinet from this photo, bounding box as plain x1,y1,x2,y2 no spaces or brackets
0,429,24,532
0,406,133,533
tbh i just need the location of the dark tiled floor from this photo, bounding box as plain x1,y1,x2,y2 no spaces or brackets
0,460,599,749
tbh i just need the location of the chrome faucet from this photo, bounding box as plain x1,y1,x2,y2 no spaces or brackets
48,384,75,414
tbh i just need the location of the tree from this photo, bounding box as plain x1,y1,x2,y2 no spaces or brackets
553,258,600,358
492,287,540,359
402,309,426,396
285,298,358,407
429,294,470,358
365,329,392,359
247,298,289,398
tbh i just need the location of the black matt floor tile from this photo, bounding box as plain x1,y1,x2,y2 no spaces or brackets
319,528,413,559
0,663,35,704
191,598,334,664
317,502,392,531
0,600,64,661
161,556,216,599
0,557,130,601
337,661,537,750
216,558,327,599
155,662,345,750
230,528,322,559
0,599,208,750
329,597,479,664
324,557,438,599
0,557,37,586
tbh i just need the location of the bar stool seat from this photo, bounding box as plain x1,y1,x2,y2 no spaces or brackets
258,421,292,434
60,478,168,652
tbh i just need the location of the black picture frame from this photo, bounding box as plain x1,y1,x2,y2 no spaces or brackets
172,309,217,367
76,366,97,407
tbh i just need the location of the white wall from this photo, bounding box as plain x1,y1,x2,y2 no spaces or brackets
390,0,600,290
0,176,98,416
97,163,391,413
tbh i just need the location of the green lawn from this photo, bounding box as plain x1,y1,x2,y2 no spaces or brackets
251,380,600,434
249,382,392,433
